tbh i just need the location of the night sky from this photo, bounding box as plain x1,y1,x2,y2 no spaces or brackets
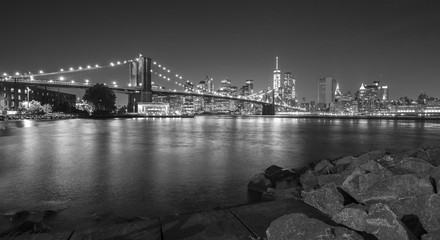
1,0,439,104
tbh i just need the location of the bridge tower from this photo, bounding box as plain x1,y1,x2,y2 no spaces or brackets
128,55,153,112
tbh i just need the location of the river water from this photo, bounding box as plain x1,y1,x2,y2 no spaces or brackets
1,116,440,227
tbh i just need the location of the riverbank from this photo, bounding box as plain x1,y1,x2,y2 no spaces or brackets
248,146,440,239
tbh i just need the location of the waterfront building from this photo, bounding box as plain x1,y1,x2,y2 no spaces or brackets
318,77,337,105
137,102,170,115
273,57,281,96
357,81,389,112
0,83,76,111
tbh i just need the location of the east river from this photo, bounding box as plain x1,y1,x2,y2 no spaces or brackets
1,116,440,227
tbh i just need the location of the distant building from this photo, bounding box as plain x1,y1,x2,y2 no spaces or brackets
283,72,296,105
245,79,254,94
318,77,337,104
273,57,281,96
197,80,206,91
204,76,214,93
0,83,76,111
357,81,389,112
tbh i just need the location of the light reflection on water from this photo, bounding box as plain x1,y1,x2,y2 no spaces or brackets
1,116,440,223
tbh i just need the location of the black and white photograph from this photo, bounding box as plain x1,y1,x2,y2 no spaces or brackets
1,0,440,239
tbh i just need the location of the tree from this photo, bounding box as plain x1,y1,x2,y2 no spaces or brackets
19,100,49,115
83,83,116,114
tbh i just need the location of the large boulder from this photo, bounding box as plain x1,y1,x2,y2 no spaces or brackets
266,213,363,240
333,203,409,240
417,147,440,167
389,157,435,176
302,182,344,216
248,173,272,193
345,149,386,171
390,193,440,233
317,173,346,187
299,170,318,191
314,159,334,174
429,166,440,192
342,173,433,204
265,166,300,189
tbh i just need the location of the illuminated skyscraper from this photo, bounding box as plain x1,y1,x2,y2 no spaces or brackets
204,76,214,93
283,72,296,105
273,57,281,96
318,77,337,104
245,79,254,94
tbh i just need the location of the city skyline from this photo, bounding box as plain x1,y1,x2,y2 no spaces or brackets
1,0,439,101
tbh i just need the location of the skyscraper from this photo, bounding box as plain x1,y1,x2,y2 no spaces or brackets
204,76,214,93
283,72,296,104
245,79,254,94
318,77,337,104
273,57,281,96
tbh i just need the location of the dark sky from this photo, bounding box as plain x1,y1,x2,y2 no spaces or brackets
1,0,440,103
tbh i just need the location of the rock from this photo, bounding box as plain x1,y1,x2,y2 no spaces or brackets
265,165,283,177
265,168,300,190
417,147,440,167
345,149,386,171
317,173,346,187
266,213,363,240
0,221,50,237
333,206,368,231
302,182,344,216
262,188,301,201
248,173,273,193
314,159,334,174
429,166,440,192
422,230,440,240
365,203,409,240
4,210,29,223
342,173,433,204
299,170,318,191
389,157,435,176
390,193,440,233
334,156,356,166
366,149,386,161
334,203,409,240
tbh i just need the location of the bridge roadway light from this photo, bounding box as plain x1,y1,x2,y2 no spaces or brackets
60,68,64,72
70,67,74,71
153,62,156,65
78,66,83,70
110,62,115,66
39,70,44,74
59,76,64,80
117,61,121,65
95,64,99,68
2,73,7,76
87,65,91,69
15,72,20,76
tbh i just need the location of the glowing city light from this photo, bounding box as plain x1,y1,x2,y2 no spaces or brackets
2,73,7,76
71,80,75,83
179,76,182,79
117,61,121,65
87,65,91,69
128,84,132,87
59,76,64,80
167,70,170,73
30,76,34,80
153,62,156,65
15,72,20,76
163,67,166,70
78,66,83,70
175,74,178,77
158,65,161,68
85,79,89,83
110,62,115,66
39,70,44,74
70,67,74,71
60,68,64,72
113,81,116,85
95,64,99,67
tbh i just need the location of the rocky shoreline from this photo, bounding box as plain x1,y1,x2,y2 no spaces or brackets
248,146,440,240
